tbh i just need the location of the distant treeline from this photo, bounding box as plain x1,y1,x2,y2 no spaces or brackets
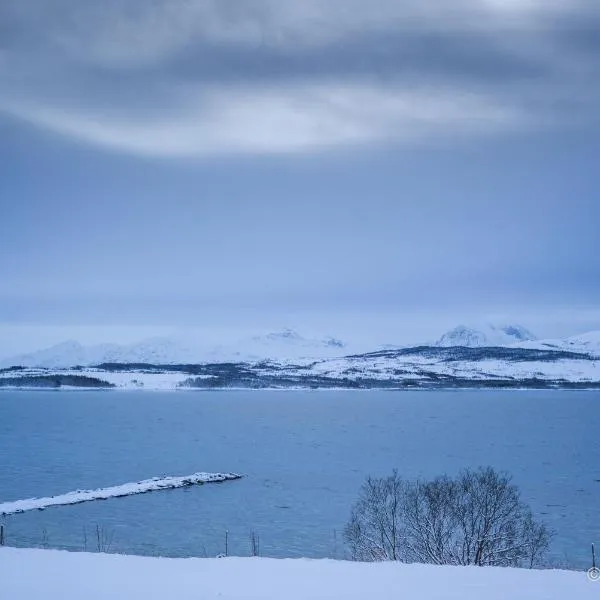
0,375,114,388
344,346,592,362
179,374,598,390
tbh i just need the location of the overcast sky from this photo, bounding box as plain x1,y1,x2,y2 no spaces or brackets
1,1,599,354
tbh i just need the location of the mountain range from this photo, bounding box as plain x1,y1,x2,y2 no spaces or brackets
0,329,349,368
2,325,599,369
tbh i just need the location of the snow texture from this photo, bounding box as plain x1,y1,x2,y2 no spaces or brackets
0,548,596,600
0,472,241,516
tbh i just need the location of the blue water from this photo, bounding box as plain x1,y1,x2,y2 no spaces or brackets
0,390,597,567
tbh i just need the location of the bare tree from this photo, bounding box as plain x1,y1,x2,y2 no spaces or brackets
521,509,553,569
332,529,339,559
345,467,551,568
401,475,461,565
250,530,260,557
95,524,115,553
345,470,407,561
40,527,49,549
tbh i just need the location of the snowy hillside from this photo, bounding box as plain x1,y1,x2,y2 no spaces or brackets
0,549,595,600
3,345,598,390
282,346,599,387
3,326,600,387
516,330,600,357
435,324,536,347
565,331,600,355
0,329,349,368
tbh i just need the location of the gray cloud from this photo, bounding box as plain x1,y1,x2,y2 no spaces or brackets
1,1,599,352
0,0,598,156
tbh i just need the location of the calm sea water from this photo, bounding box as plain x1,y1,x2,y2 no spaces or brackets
0,390,597,567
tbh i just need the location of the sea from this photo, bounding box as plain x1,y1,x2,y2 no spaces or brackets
0,389,597,568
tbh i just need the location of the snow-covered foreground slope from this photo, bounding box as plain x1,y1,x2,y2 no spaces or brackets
0,472,241,516
0,549,595,600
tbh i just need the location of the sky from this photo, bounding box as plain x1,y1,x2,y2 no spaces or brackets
1,1,599,356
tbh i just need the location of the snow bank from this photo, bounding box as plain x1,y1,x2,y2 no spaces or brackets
0,472,241,516
0,548,595,600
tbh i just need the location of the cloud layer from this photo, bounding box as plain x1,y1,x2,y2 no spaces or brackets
1,0,598,156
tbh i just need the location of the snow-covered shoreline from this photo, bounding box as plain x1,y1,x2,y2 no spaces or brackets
1,340,599,391
0,472,242,516
0,548,596,600
2,385,600,393
2,360,599,391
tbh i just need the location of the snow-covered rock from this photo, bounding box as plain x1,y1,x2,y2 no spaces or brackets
0,472,241,516
435,324,536,347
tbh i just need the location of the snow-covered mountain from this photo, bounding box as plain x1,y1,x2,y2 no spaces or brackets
0,329,349,368
0,340,121,369
515,330,600,357
435,324,600,357
0,338,196,368
4,325,599,370
565,331,600,355
191,329,347,363
435,324,536,348
3,343,599,390
248,328,344,354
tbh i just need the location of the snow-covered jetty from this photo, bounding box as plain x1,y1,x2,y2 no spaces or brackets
0,472,242,516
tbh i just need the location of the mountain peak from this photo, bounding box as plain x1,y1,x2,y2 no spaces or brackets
258,329,304,343
324,337,345,348
435,324,536,348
